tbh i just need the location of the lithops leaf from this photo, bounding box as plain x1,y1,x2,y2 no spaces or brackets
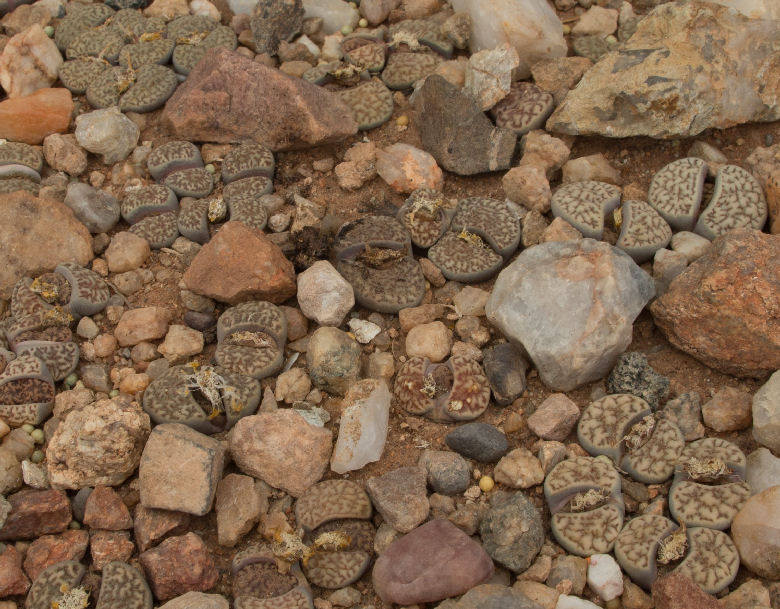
15,340,79,382
0,141,43,172
397,188,453,249
66,27,125,62
381,51,441,89
0,353,55,425
121,184,179,224
543,456,621,510
119,37,175,68
338,79,394,131
303,519,374,589
223,176,274,208
128,210,180,249
228,197,269,232
614,514,678,589
178,198,210,244
25,560,86,609
119,63,179,113
54,3,115,51
387,19,453,57
647,157,707,231
577,393,651,461
233,546,314,609
295,479,372,532
427,231,503,283
148,141,203,181
96,561,153,609
615,199,673,264
490,82,554,136
620,417,684,484
163,166,214,198
344,41,386,72
450,196,521,258
551,180,622,240
674,527,739,594
551,504,624,557
56,262,111,318
222,143,275,184
172,25,236,75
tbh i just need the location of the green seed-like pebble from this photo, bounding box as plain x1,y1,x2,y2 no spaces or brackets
358,18,368,28
69,520,82,530
44,25,55,37
109,389,120,398
606,34,618,45
65,372,78,387
21,423,34,434
31,429,44,443
341,25,353,35
31,450,44,463
562,24,571,35
205,163,216,173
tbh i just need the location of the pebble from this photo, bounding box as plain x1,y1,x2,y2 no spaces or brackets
571,6,618,36
405,321,452,362
720,580,771,609
606,352,669,410
418,449,471,495
494,448,545,488
376,143,444,194
731,486,780,579
297,260,355,326
465,42,520,111
115,307,172,347
399,304,446,332
670,231,711,263
214,473,266,547
0,24,61,98
445,422,508,463
453,286,490,317
75,107,140,164
561,153,622,185
503,164,552,214
93,334,118,358
139,532,219,601
366,466,430,533
527,394,580,441
745,447,780,495
0,86,72,144
538,441,567,474
586,554,623,601
104,231,151,273
653,248,688,297
548,556,587,596
651,573,719,609
331,379,390,474
43,133,88,176
480,492,544,573
306,327,362,396
701,386,752,431
0,489,71,540
0,447,22,495
555,596,601,609
482,343,528,406
752,370,780,453
157,325,204,364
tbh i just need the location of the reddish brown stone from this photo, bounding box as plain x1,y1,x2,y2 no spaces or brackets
0,489,71,541
650,229,780,378
90,529,135,571
0,545,30,596
83,486,133,531
162,47,357,151
183,221,296,305
139,532,218,601
0,87,73,145
133,504,190,552
23,529,89,581
652,573,719,609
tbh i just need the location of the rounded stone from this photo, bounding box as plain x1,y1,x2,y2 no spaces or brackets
104,232,151,273
296,260,355,326
731,486,780,579
63,182,120,234
306,327,362,397
444,423,509,462
405,321,451,363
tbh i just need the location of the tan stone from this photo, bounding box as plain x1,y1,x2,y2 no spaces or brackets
542,217,583,243
115,307,172,347
215,473,266,547
0,24,62,98
503,164,551,213
405,321,452,362
494,448,545,488
0,87,72,144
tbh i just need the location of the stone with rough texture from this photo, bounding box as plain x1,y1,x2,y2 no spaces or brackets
0,447,21,495
75,107,140,164
64,182,120,233
572,6,618,36
701,386,752,432
487,239,654,391
159,592,230,609
183,221,296,305
527,394,579,441
651,573,719,609
83,486,133,530
0,88,73,144
23,529,89,581
104,231,151,273
503,165,552,214
480,491,544,573
297,260,354,326
134,504,191,553
140,532,219,601
366,466,429,533
306,326,362,396
0,545,29,596
418,449,470,495
0,24,62,98
651,229,780,378
752,370,780,453
44,133,87,176
115,307,172,346
413,75,516,176
139,423,226,516
731,486,780,579
376,143,444,193
746,448,780,495
372,519,494,605
90,529,134,569
586,554,623,601
157,325,204,364
47,396,150,489
450,0,566,79
662,392,705,441
229,409,332,497
0,191,92,300
405,321,451,363
163,47,357,149
0,489,71,540
464,43,520,111
547,2,780,138
437,583,543,609
445,423,508,462
494,448,545,489
215,473,265,547
720,580,771,609
303,0,358,34
530,56,592,106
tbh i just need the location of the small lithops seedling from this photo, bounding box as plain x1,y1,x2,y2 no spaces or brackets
58,58,111,95
143,363,261,433
163,166,214,198
647,157,708,231
0,353,55,425
177,198,211,244
387,19,453,57
543,456,624,556
344,41,387,73
129,210,180,249
0,141,43,173
393,355,491,422
338,79,394,131
333,216,426,313
232,545,314,609
172,25,237,75
215,301,287,380
381,51,442,90
303,518,375,589
294,479,372,533
25,560,87,609
95,561,153,609
490,82,555,136
397,188,453,248
577,394,685,484
148,140,203,180
54,3,115,51
119,37,175,68
615,199,673,263
121,184,179,224
573,35,610,62
427,232,503,283
694,164,768,240
551,181,622,239
222,143,275,184
668,437,750,530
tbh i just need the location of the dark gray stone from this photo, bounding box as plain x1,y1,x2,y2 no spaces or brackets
606,351,669,410
418,450,470,496
250,0,304,55
412,75,516,176
547,555,587,595
482,343,528,406
445,423,508,463
479,492,544,573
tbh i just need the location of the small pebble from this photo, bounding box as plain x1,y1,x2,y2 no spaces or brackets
30,429,44,444
397,115,409,127
205,163,216,173
21,424,34,434
30,450,44,463
358,17,367,27
44,25,55,37
109,389,120,398
64,373,79,388
341,24,353,35
479,476,494,492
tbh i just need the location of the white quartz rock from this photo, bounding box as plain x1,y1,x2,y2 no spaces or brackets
331,380,390,474
586,554,623,601
303,0,359,34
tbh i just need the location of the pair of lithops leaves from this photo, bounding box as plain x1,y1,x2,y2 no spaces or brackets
398,189,522,283
214,301,287,380
26,560,152,609
393,355,492,423
0,141,42,196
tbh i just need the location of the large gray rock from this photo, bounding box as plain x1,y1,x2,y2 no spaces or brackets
753,370,780,454
64,182,120,234
486,239,654,391
547,2,780,138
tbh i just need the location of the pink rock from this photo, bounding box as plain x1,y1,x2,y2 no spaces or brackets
0,545,30,596
376,143,444,194
140,532,219,601
0,24,62,98
163,47,357,150
183,221,296,305
23,529,89,581
372,519,494,605
0,87,73,144
90,529,135,570
652,573,719,609
526,393,580,441
134,504,191,553
83,486,133,531
0,489,71,541
114,307,172,347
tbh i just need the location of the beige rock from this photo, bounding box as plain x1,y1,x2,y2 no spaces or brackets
399,304,446,332
115,307,172,347
720,580,770,609
562,153,622,185
376,143,444,194
215,473,266,547
1,4,51,36
274,367,312,403
119,372,150,395
494,448,545,488
306,327,362,396
512,581,559,609
405,321,452,362
527,394,580,441
521,209,549,248
366,351,395,380
503,164,551,213
0,24,62,98
518,130,571,177
731,486,780,579
453,286,490,317
144,0,189,18
296,260,354,326
157,325,204,364
435,59,467,88
701,386,752,432
43,133,88,176
104,231,151,273
334,160,376,190
530,56,592,105
542,217,583,243
572,6,618,37
158,592,229,609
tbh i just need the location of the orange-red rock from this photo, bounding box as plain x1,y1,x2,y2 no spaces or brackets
0,87,73,144
0,545,30,596
183,221,296,304
652,574,719,609
0,489,72,541
139,532,218,600
90,529,135,570
83,486,133,530
23,529,89,581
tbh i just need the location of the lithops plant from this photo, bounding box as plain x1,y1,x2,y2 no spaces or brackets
14,340,79,382
694,164,768,239
396,188,453,248
222,143,275,184
543,456,624,556
0,141,42,195
121,184,179,224
393,355,491,422
95,561,153,609
129,210,180,249
177,198,211,243
647,157,708,231
614,514,740,594
551,181,622,239
0,353,55,426
387,19,453,57
332,215,426,314
169,14,236,75
25,560,87,609
232,545,314,609
450,197,521,258
381,51,441,90
615,199,673,263
577,394,685,484
338,79,394,131
302,61,367,86
10,275,68,321
215,301,287,380
54,3,116,51
668,438,750,530
148,140,203,180
490,82,555,136
227,197,269,232
55,262,111,319
223,176,274,208
58,58,112,95
143,362,261,433
85,63,179,113
66,26,125,62
163,166,214,198
295,480,375,589
0,141,43,173
343,40,387,73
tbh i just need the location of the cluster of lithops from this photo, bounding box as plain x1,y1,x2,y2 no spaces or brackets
232,545,314,609
215,301,287,379
147,140,214,199
143,362,261,433
220,143,276,231
544,456,625,556
393,355,491,422
295,480,375,589
551,181,622,240
167,14,237,75
577,394,685,484
0,141,42,196
0,353,56,426
121,184,180,249
490,82,555,136
332,215,426,314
